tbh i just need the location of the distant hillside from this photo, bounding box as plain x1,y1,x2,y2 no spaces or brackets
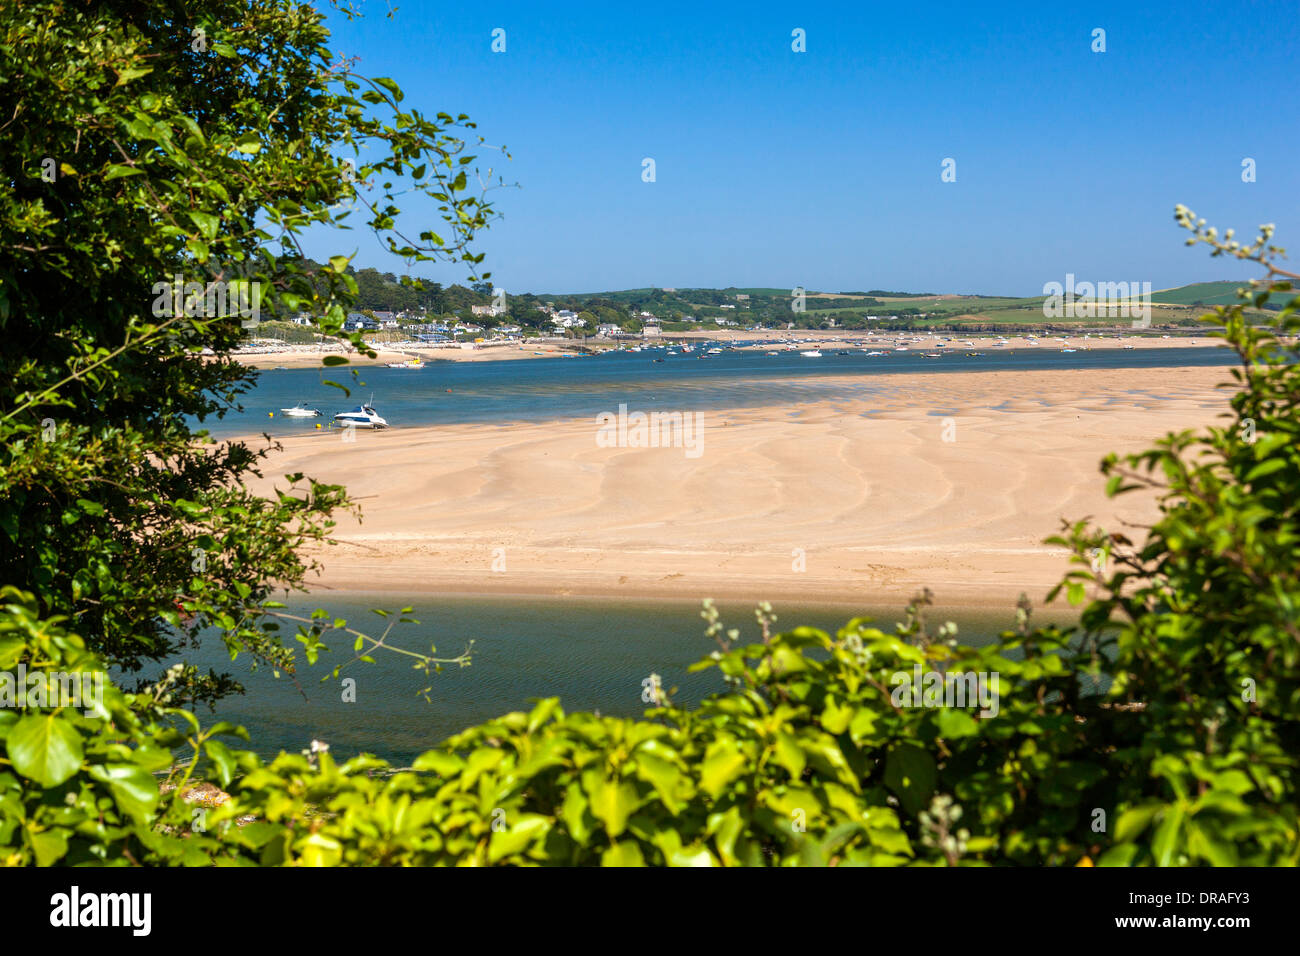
1152,281,1296,308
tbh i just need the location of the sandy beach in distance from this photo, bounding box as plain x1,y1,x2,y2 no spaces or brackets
242,364,1232,611
232,331,1225,369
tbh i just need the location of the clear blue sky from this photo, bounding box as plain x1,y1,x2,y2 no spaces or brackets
303,0,1299,296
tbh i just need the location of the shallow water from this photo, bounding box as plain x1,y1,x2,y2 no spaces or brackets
199,346,1237,438
167,593,1075,764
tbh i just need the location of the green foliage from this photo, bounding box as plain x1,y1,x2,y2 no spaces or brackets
0,0,497,703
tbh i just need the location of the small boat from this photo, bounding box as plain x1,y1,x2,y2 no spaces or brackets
923,352,942,358
836,350,850,356
800,350,822,357
1123,344,1135,349
965,351,983,357
279,403,321,417
386,357,425,369
1061,348,1077,353
708,348,723,354
652,357,664,363
866,350,885,356
333,404,388,429
272,365,288,370
894,347,909,352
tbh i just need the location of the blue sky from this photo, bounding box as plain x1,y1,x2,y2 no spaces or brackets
302,0,1299,296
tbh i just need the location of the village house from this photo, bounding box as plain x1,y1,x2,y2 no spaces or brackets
344,312,380,332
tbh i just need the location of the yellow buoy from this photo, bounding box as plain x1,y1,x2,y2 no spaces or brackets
315,423,321,429
268,412,273,417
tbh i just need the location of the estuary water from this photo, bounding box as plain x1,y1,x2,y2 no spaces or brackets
200,345,1237,438
175,594,1076,764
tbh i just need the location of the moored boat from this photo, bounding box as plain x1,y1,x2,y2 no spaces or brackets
279,403,321,418
333,404,388,429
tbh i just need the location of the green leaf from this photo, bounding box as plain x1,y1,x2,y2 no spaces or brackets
103,164,142,181
601,840,646,866
1114,803,1162,843
1152,803,1186,866
203,739,237,788
8,714,84,787
883,743,935,816
189,211,219,239
87,763,159,821
29,828,69,866
700,737,747,799
581,770,640,837
772,730,806,780
373,77,404,102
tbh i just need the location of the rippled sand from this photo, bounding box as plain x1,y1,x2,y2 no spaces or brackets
244,365,1230,609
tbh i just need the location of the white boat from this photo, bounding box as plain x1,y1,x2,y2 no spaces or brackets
279,403,321,418
866,350,885,356
708,347,723,354
386,357,424,369
894,347,909,352
333,404,388,429
800,350,822,357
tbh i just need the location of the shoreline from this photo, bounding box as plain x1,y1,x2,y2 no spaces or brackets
241,364,1231,608
230,332,1226,369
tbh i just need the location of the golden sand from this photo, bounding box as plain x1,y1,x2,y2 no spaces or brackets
242,365,1228,608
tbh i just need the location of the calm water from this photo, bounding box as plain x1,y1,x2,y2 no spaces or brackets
199,345,1237,437
170,594,1075,764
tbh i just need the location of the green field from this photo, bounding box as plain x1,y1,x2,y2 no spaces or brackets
1152,281,1296,308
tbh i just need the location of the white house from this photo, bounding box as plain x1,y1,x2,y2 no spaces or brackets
551,310,586,329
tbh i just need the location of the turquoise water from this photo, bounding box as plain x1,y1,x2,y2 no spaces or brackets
174,594,1074,764
200,345,1237,437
